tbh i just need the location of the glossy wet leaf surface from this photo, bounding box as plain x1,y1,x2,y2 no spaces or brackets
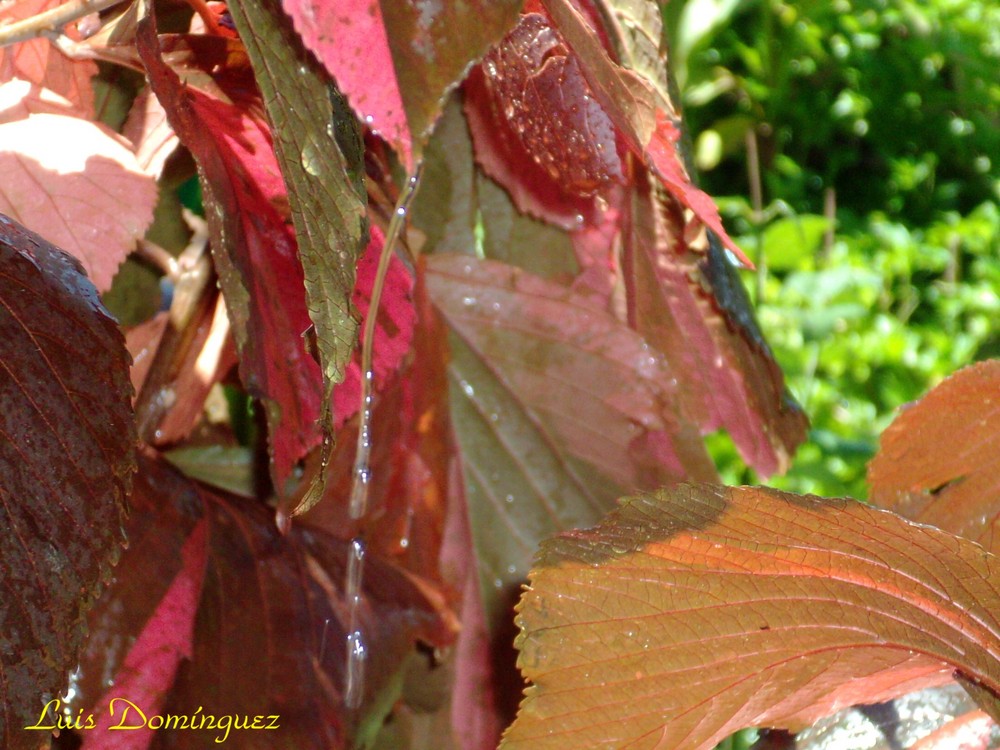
283,0,521,169
0,215,134,748
427,254,717,626
503,484,1000,750
136,15,325,490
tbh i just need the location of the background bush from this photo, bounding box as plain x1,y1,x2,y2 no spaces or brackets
667,0,1000,499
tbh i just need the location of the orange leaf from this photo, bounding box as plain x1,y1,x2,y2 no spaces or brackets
869,360,1000,552
503,484,1000,750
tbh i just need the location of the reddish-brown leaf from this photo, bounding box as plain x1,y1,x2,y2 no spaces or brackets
869,360,1000,552
426,254,717,628
0,81,157,291
624,179,807,476
135,20,325,490
282,0,521,169
503,484,1000,750
68,453,455,749
0,215,134,748
538,0,749,263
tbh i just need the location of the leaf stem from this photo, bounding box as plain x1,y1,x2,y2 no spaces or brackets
348,163,423,520
0,0,125,48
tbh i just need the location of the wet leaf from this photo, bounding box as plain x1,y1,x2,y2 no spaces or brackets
624,179,808,476
540,0,748,263
503,484,1000,750
427,254,717,625
0,215,134,748
0,81,157,291
136,17,325,490
69,453,455,749
226,0,369,401
282,0,522,169
868,360,1000,552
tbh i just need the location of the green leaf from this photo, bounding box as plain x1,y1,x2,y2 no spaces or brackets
227,0,368,400
761,214,832,270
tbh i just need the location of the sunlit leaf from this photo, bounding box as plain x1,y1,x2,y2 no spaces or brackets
0,0,97,116
0,81,157,291
282,0,522,169
135,17,324,490
624,180,808,476
503,484,1000,750
226,0,369,405
427,254,717,625
868,360,1000,552
0,215,134,748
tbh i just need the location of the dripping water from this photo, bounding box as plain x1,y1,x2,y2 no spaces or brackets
343,539,367,709
342,163,423,710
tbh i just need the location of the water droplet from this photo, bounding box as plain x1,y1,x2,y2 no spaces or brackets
506,565,516,575
493,578,504,589
364,114,374,125
573,214,585,228
505,494,515,504
460,380,475,398
300,142,321,177
344,630,367,709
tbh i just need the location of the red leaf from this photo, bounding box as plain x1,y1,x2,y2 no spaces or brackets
284,0,521,169
81,520,208,750
135,23,324,489
69,454,455,749
0,215,134,748
0,81,157,291
331,225,416,429
869,360,1000,551
624,179,807,476
502,484,1000,750
538,0,751,264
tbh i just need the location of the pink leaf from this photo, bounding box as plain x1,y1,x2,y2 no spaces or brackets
81,519,209,750
0,0,97,116
0,82,156,291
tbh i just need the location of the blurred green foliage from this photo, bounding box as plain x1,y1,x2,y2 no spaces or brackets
667,0,1000,499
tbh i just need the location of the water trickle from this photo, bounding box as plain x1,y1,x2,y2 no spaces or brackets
349,369,375,520
341,163,423,711
343,538,367,709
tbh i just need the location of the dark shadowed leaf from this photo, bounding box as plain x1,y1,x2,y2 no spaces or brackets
68,453,455,749
503,484,1000,750
135,17,325,491
0,215,134,748
426,254,717,627
869,360,1000,552
281,0,522,169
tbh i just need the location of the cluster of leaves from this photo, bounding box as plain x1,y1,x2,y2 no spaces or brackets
666,0,1000,498
3,1,1000,750
1,0,809,748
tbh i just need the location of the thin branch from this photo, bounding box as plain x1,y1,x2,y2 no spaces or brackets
0,0,126,49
